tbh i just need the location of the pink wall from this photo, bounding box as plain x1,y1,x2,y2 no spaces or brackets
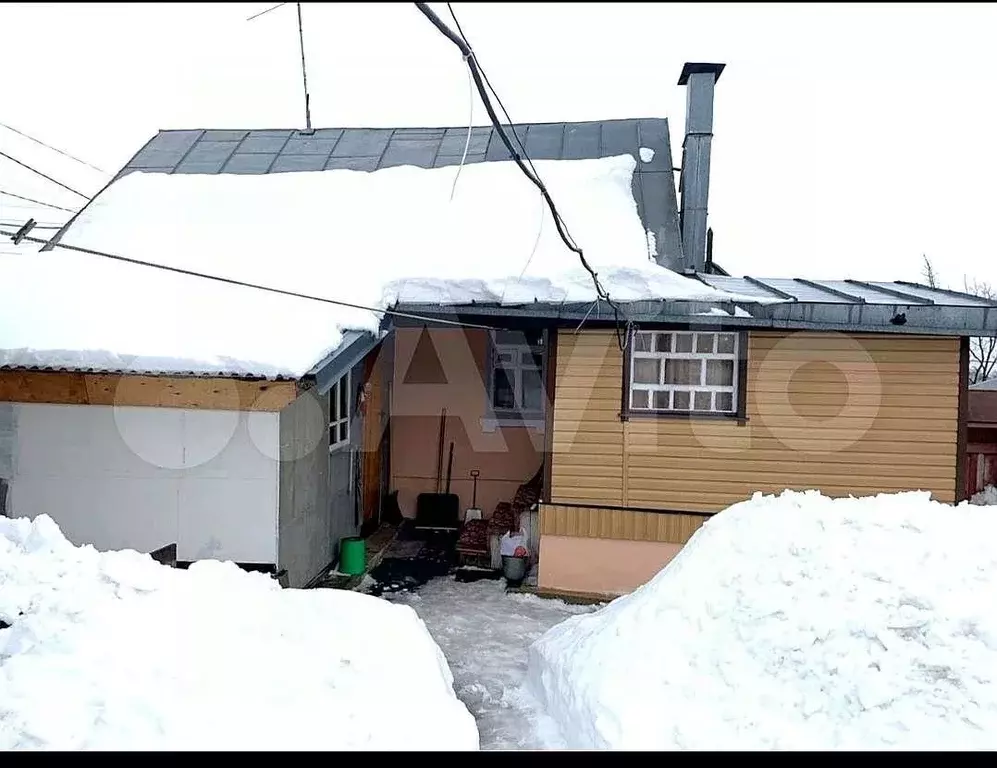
390,327,543,519
538,535,682,597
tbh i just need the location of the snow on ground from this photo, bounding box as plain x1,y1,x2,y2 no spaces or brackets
528,490,997,750
970,485,997,505
0,514,478,750
0,154,762,378
384,577,598,750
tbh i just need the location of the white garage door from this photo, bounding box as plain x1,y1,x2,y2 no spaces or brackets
3,403,279,564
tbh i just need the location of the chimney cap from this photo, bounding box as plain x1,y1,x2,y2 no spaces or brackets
678,62,726,86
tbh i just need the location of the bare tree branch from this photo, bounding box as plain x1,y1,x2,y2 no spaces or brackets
964,275,996,384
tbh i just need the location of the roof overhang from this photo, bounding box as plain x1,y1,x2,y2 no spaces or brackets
307,329,382,396
387,298,997,338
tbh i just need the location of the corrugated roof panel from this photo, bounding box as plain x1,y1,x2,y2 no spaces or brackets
223,153,277,174
600,120,639,159
818,280,928,304
330,129,393,158
562,122,601,160
523,123,564,159
636,119,673,171
237,134,290,154
282,137,339,156
758,278,853,303
379,137,442,169
202,130,249,142
874,282,996,307
181,140,240,164
325,155,379,172
697,275,782,301
271,154,328,172
438,127,491,156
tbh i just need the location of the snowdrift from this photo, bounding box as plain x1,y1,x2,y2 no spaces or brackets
0,514,478,750
528,490,997,750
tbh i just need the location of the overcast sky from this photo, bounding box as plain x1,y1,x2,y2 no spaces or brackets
2,2,995,286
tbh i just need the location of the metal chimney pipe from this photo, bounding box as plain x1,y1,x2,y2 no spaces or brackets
678,62,725,273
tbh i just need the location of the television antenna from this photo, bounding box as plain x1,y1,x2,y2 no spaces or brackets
247,2,313,133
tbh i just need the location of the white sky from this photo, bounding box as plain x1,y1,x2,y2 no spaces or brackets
2,1,996,287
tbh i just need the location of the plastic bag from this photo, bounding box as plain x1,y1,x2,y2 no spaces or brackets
500,530,528,558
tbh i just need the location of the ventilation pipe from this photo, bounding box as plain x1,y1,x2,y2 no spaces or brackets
677,62,725,273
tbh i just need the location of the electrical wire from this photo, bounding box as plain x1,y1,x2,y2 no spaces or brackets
418,2,630,349
0,121,107,175
0,150,90,199
0,228,501,331
0,189,77,214
449,55,474,202
246,2,287,21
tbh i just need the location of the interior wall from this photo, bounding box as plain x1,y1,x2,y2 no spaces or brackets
3,402,279,563
389,327,543,519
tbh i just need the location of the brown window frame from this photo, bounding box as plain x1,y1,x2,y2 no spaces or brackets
621,328,749,425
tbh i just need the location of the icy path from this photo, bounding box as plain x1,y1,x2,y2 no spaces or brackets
385,578,599,750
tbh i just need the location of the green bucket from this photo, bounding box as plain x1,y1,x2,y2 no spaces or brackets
339,537,366,576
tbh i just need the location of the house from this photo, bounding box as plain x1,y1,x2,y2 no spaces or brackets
2,62,995,597
967,379,997,498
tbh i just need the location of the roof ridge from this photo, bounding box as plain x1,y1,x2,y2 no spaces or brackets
153,117,670,134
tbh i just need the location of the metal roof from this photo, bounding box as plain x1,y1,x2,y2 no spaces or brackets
107,120,683,265
389,277,997,338
696,276,997,308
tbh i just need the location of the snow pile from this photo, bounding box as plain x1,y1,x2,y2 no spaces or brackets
0,514,478,750
0,155,759,377
528,490,997,750
970,485,997,506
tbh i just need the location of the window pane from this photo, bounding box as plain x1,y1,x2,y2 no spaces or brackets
338,378,348,420
339,422,348,442
673,390,690,410
493,368,515,409
329,424,337,445
695,333,715,353
675,333,694,353
705,359,735,386
330,382,339,421
694,391,712,411
653,390,670,410
663,358,701,385
633,358,661,385
654,333,672,353
717,333,736,354
716,391,734,412
634,332,653,352
498,351,514,364
631,389,649,409
522,368,543,411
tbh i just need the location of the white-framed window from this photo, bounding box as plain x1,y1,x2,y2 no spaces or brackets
329,370,351,451
629,330,740,415
489,330,545,419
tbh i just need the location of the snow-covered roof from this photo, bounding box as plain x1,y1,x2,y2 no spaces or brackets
971,378,997,390
1,123,754,379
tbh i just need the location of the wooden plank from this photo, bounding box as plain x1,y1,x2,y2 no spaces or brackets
0,370,297,411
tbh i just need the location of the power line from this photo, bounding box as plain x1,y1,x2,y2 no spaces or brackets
0,150,90,200
246,1,287,21
415,2,631,349
0,228,500,331
0,121,107,175
0,188,77,213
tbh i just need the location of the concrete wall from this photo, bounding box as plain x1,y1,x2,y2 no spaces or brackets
277,361,364,588
390,327,543,518
538,535,682,597
1,402,279,563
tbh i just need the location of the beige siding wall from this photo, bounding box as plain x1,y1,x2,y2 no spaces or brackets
551,330,960,513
